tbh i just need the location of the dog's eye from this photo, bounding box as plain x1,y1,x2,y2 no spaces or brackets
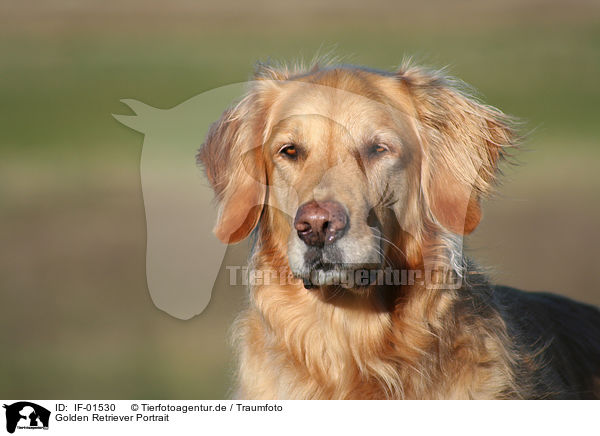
368,144,389,156
279,144,298,159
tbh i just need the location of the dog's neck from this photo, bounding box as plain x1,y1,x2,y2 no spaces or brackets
236,244,517,399
246,255,445,392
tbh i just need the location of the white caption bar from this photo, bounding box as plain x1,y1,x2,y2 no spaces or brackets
0,400,595,436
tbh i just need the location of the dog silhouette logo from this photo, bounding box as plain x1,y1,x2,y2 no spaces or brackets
3,402,50,433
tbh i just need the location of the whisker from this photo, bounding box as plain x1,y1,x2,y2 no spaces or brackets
373,234,407,259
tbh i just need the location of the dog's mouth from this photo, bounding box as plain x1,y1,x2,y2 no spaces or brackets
304,246,337,269
301,265,384,290
298,247,382,290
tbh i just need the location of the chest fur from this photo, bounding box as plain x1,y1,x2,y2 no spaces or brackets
234,283,517,399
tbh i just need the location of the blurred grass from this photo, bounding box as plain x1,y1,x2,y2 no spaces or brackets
1,0,599,398
2,2,600,153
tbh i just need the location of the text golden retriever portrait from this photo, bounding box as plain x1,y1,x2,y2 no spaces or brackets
198,59,600,399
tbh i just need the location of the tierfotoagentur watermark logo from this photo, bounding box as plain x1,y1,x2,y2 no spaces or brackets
226,266,462,289
113,78,476,319
3,402,50,434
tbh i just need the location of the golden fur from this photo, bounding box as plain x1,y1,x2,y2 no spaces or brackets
199,59,600,399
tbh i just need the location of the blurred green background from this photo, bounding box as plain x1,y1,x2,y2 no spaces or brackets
1,0,599,398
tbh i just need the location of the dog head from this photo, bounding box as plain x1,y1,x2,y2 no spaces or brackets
199,61,515,288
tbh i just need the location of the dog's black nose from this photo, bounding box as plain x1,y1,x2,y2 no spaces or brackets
294,201,348,247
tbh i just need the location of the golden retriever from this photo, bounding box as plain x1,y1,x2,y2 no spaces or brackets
198,59,600,399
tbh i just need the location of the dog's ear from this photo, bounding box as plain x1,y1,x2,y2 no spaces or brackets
398,65,516,235
198,89,270,244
